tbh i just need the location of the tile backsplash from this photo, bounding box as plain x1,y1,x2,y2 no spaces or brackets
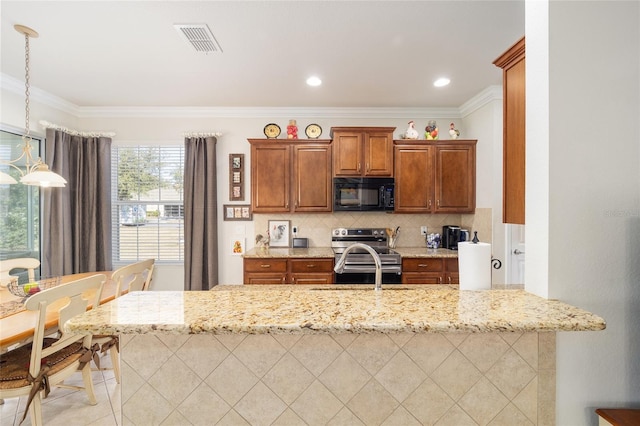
254,208,492,248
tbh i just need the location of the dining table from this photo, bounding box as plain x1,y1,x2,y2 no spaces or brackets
0,271,115,351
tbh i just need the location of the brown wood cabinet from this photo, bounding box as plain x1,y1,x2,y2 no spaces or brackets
494,37,525,224
243,258,334,285
401,257,458,285
249,139,332,213
394,140,476,213
331,127,395,177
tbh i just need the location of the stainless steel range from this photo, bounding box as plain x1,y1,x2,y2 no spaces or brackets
331,228,402,284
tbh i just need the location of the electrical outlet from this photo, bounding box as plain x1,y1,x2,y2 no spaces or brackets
420,226,428,236
292,226,298,236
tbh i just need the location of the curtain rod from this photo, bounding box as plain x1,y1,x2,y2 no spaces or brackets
183,131,222,138
40,120,116,138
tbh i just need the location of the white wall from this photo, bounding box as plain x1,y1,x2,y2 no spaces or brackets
527,1,640,423
461,89,505,283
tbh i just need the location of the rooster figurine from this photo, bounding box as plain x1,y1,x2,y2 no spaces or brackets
403,121,419,139
449,122,460,139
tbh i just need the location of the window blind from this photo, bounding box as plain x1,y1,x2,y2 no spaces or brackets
111,145,184,263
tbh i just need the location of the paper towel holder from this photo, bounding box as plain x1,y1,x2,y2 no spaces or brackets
469,231,502,269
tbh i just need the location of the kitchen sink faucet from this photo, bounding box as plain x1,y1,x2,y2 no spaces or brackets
334,243,383,291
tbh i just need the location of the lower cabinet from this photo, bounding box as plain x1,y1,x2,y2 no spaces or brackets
401,258,459,285
243,258,334,285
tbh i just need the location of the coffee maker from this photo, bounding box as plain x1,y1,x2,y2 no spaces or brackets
442,225,461,250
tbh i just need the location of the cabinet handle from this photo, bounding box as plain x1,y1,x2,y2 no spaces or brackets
282,276,286,284
366,163,370,172
428,200,432,208
437,200,440,207
418,264,428,268
306,264,316,268
448,276,452,284
291,277,295,284
260,264,271,268
439,277,442,284
357,162,361,172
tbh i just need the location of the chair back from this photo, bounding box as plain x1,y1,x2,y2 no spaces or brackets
112,259,155,297
23,273,106,377
0,257,41,285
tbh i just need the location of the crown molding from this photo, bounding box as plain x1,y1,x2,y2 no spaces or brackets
74,106,463,119
2,72,500,120
1,73,80,116
459,85,503,118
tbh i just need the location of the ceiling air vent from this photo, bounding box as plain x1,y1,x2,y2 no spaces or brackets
174,24,222,53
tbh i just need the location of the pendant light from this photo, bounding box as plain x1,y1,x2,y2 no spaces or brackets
0,25,67,187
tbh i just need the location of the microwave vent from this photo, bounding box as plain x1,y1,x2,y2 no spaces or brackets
174,24,222,53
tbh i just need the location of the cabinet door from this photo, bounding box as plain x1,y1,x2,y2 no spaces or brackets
394,145,434,212
244,273,288,285
293,144,332,212
434,144,476,213
333,131,362,176
251,144,290,212
364,130,393,176
402,273,443,285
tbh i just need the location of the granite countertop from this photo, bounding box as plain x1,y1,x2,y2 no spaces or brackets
65,285,605,336
243,247,457,258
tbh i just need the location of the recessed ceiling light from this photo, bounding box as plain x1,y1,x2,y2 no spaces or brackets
433,77,450,87
306,76,322,87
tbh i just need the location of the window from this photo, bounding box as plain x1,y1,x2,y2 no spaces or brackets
0,129,41,278
111,145,184,264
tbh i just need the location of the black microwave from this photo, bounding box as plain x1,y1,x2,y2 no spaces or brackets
333,177,394,211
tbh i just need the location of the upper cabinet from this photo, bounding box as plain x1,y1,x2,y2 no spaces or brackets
394,140,476,214
249,139,332,213
494,37,525,224
331,127,395,177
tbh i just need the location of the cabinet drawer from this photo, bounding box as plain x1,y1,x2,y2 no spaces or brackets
402,258,444,272
244,259,288,273
290,259,334,273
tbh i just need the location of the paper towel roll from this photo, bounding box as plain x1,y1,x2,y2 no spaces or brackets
458,242,492,290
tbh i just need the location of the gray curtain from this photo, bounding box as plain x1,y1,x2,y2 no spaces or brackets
42,129,112,277
184,136,218,290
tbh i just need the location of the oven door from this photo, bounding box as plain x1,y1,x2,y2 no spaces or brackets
334,270,402,284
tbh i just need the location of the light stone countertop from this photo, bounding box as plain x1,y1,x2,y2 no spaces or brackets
65,285,605,336
243,247,458,258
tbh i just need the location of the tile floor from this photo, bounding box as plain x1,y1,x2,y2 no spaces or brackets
0,353,121,426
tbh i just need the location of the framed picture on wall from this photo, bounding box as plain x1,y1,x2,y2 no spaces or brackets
230,238,245,255
223,204,252,221
229,154,244,201
268,220,290,247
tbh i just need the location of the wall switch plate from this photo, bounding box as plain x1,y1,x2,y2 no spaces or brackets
420,226,428,236
292,226,298,236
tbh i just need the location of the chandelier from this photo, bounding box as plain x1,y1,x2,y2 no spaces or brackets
0,25,67,187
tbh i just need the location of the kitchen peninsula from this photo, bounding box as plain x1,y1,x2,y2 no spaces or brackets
66,286,604,425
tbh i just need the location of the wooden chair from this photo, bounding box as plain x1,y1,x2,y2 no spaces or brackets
93,259,155,383
0,258,40,286
0,274,106,425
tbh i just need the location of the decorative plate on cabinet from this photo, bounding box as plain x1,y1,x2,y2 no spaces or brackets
305,123,322,139
263,123,281,139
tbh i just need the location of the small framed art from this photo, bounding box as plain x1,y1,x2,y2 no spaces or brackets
229,154,245,201
223,204,252,221
230,238,245,255
268,220,290,247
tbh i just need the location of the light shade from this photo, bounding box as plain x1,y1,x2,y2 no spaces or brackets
0,171,17,185
20,165,67,187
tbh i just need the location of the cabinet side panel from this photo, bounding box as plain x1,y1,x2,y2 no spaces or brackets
504,58,526,224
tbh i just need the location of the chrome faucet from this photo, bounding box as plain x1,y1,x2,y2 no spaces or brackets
334,243,383,291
